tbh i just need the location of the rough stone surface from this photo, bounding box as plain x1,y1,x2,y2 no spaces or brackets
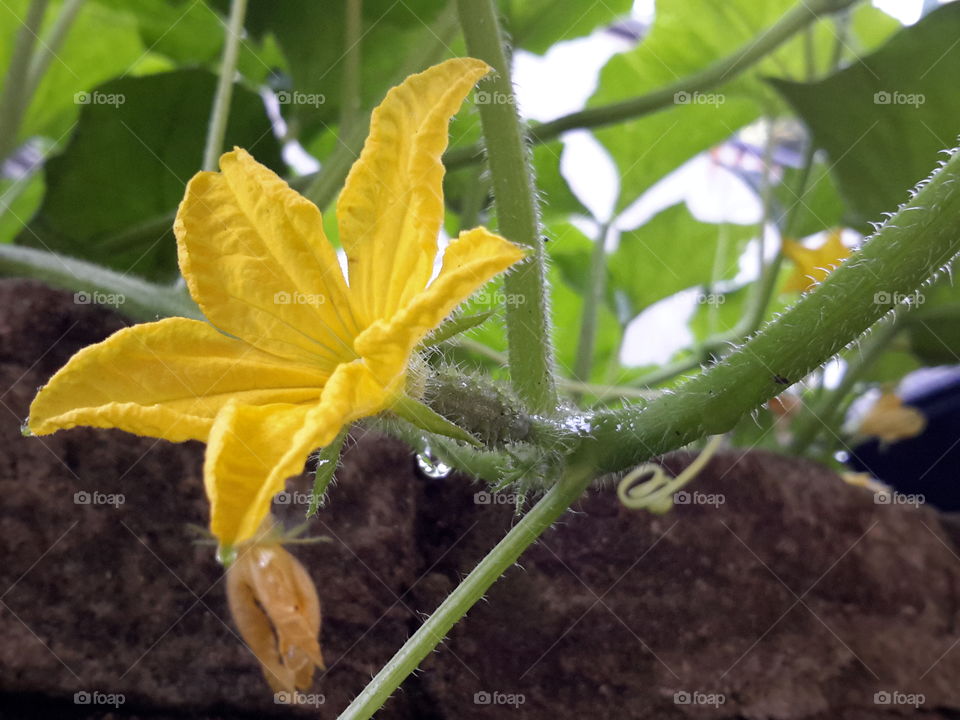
1,279,960,719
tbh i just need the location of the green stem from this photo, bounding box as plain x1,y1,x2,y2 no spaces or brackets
578,145,960,474
457,0,558,414
23,0,85,103
444,0,859,170
573,222,610,386
202,0,248,171
0,0,49,165
0,244,202,321
337,464,594,720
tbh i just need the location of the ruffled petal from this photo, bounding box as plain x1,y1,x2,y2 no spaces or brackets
205,359,389,546
175,148,360,365
338,57,490,325
28,317,328,442
354,227,525,386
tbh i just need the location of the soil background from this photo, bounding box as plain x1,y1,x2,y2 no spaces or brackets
2,279,960,719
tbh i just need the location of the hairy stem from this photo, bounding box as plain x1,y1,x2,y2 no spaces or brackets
457,0,558,413
579,146,960,473
0,244,202,321
444,0,859,170
202,0,248,171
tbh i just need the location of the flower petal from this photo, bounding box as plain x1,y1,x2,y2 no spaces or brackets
28,317,328,442
354,227,525,385
176,148,360,365
338,57,490,325
206,360,389,546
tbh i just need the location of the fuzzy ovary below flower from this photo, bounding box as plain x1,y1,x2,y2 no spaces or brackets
226,523,324,693
27,58,525,549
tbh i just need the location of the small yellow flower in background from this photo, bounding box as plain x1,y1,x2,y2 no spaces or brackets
226,517,325,693
782,228,851,293
855,392,927,445
27,58,524,548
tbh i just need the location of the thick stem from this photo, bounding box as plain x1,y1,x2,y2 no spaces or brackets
579,145,960,474
0,0,49,164
457,0,558,413
0,244,203,321
337,464,593,720
444,0,859,170
202,0,248,171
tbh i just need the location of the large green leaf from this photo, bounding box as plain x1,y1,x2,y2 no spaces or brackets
589,0,900,211
771,2,960,232
610,203,755,318
18,69,284,281
500,0,632,55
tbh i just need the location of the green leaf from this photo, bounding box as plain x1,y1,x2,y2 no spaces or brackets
93,0,224,67
18,69,284,281
500,0,632,55
589,0,901,210
550,266,621,383
609,203,755,318
770,3,960,232
307,429,348,517
422,309,496,347
0,0,146,143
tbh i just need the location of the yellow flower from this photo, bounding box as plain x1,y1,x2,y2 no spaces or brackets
782,228,851,293
27,58,524,547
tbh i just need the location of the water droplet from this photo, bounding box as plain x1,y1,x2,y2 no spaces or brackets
834,450,850,463
20,422,32,437
415,448,451,479
216,544,237,567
